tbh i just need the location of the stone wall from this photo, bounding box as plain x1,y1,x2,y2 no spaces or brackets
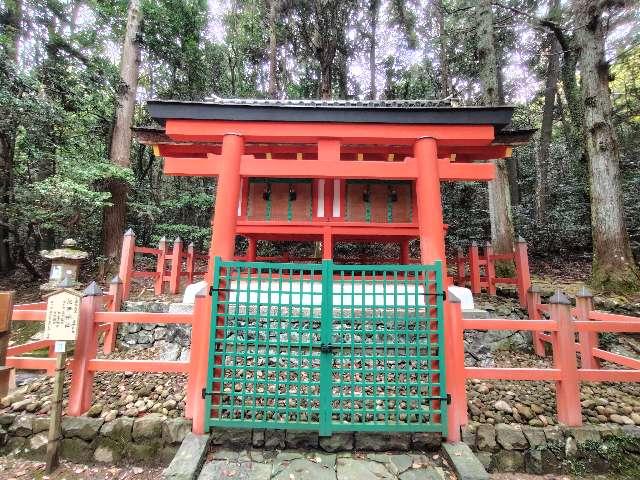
0,412,191,465
463,421,640,476
117,301,192,360
3,411,638,476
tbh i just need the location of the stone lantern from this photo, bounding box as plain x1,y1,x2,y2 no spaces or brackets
40,239,88,292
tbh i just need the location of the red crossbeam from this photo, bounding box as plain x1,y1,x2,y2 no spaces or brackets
465,367,562,381
461,319,558,331
591,349,640,370
88,359,189,373
93,312,192,324
11,310,46,321
7,340,53,356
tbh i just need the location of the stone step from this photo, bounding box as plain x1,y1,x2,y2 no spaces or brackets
441,442,489,480
163,433,210,480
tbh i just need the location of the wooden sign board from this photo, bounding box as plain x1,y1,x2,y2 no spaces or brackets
44,289,82,341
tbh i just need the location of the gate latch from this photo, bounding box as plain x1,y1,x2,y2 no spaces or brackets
320,343,333,353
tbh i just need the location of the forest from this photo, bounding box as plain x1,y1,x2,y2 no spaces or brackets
0,0,639,293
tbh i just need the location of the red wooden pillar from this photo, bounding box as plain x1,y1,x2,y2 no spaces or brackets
323,229,333,260
154,236,168,295
485,242,496,295
103,275,122,355
400,240,410,264
246,237,257,262
445,294,468,442
576,287,599,370
550,290,581,426
118,229,136,300
186,288,210,422
415,137,445,265
186,242,195,284
468,242,481,294
528,285,545,357
514,236,531,308
169,237,183,294
68,282,101,416
192,134,244,435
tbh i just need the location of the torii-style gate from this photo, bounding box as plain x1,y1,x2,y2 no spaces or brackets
139,98,531,438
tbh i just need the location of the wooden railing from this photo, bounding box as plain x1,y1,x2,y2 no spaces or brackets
117,229,208,308
454,236,531,307
446,287,640,441
5,283,207,418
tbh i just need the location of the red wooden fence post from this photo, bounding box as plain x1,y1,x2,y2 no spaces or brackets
169,237,183,294
576,286,599,370
550,290,582,426
400,239,410,264
445,293,468,442
154,236,167,295
186,287,210,428
514,236,531,308
456,247,465,286
102,276,122,355
186,242,195,284
246,238,257,262
527,285,545,357
485,242,496,295
118,229,136,300
68,282,101,416
469,242,481,294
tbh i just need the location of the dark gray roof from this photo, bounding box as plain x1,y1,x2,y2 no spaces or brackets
147,98,514,127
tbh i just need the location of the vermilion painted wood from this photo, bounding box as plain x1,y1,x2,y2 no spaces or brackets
10,310,46,321
538,304,550,313
6,357,56,370
588,311,640,322
551,299,582,426
527,289,545,357
455,248,465,285
170,238,183,294
13,302,47,310
574,321,640,332
445,300,467,441
88,359,189,373
94,312,192,324
465,367,562,381
578,369,640,382
6,340,54,356
415,138,445,265
437,158,495,181
103,281,122,355
576,295,599,369
246,238,257,262
591,349,640,370
165,119,496,145
485,243,496,295
469,244,480,294
322,229,333,260
461,319,559,331
135,246,162,255
154,237,168,295
186,292,211,425
186,243,195,284
489,253,514,261
400,240,410,264
118,231,136,300
514,240,531,308
68,293,100,416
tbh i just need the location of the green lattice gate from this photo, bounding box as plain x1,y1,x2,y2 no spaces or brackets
204,258,447,436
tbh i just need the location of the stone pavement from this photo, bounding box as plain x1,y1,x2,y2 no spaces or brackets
198,449,451,480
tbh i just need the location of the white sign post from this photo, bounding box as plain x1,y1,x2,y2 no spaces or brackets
43,287,82,473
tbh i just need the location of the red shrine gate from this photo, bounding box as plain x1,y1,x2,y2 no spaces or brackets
137,98,531,437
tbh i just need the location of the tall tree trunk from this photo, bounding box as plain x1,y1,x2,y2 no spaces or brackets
535,37,560,223
267,0,278,98
574,0,640,292
368,0,379,100
103,0,142,260
0,0,22,273
435,0,450,98
477,0,515,271
320,61,332,99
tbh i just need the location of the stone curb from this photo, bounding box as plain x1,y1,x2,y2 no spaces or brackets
163,433,210,480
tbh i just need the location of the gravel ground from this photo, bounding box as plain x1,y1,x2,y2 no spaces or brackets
0,457,164,480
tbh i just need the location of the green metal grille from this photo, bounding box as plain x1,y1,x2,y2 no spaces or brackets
205,258,447,436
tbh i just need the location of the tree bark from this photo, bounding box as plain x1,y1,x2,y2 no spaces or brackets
267,0,278,98
368,0,379,99
435,0,451,98
0,0,22,273
535,34,561,223
574,0,640,292
478,0,515,271
103,0,142,260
